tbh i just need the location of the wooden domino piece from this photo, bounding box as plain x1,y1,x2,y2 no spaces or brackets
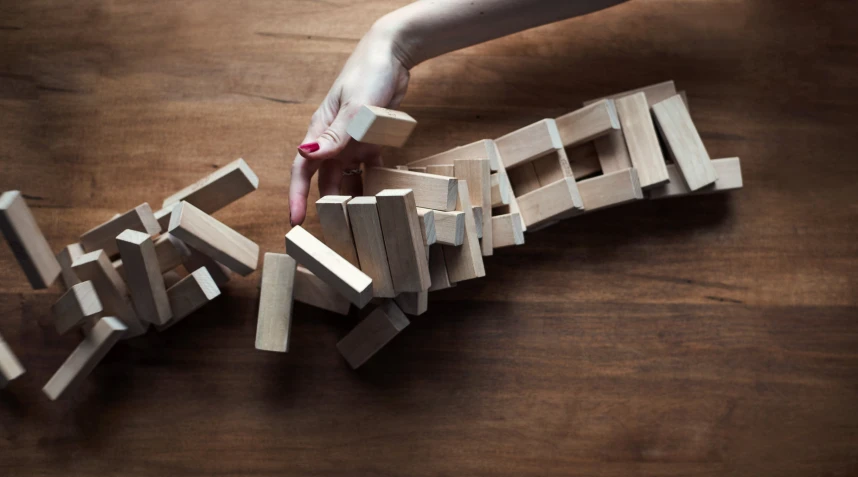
346,105,417,147
425,210,464,246
57,243,84,289
395,291,427,316
490,172,510,207
316,196,360,267
79,202,161,257
72,250,148,338
375,190,432,292
516,178,584,228
425,164,455,177
42,317,127,400
407,139,500,172
495,119,564,169
417,208,437,246
648,158,743,199
346,197,396,298
454,159,492,256
336,300,409,369
492,213,525,249
115,234,184,282
116,230,172,326
364,167,458,211
0,333,25,388
427,244,454,291
577,168,644,212
555,100,620,148
651,94,718,191
285,226,373,308
155,267,221,331
294,266,351,314
168,201,259,276
166,235,230,287
614,92,669,189
255,253,297,353
584,80,677,107
52,280,102,335
161,158,259,219
0,190,62,289
472,206,483,239
442,181,486,282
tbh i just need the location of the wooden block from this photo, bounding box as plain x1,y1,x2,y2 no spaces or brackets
395,292,427,316
168,201,259,276
364,167,458,211
516,178,584,228
614,92,669,189
0,333,25,388
156,267,221,331
79,202,161,257
163,270,183,288
567,142,604,179
425,164,455,177
409,166,427,173
490,172,510,207
408,139,500,172
57,243,84,289
375,189,432,292
336,300,409,369
584,80,677,107
115,233,185,282
316,195,360,267
506,163,542,196
116,229,173,326
395,165,409,171
427,244,454,291
255,253,297,353
489,140,527,232
417,208,436,246
285,226,373,308
42,317,127,400
593,130,632,175
651,94,718,191
496,119,564,168
0,190,62,289
454,158,492,256
555,100,620,147
578,168,644,212
294,266,351,314
52,280,102,335
679,91,689,111
442,181,485,282
492,213,525,249
166,235,230,287
648,158,743,199
427,210,465,246
532,148,575,186
347,197,396,298
154,206,172,231
346,105,417,148
161,158,259,215
72,250,148,338
472,206,483,239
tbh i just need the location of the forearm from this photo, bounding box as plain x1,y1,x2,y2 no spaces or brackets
377,0,628,68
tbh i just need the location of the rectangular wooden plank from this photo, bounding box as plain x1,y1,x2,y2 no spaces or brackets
489,140,527,232
364,167,458,211
375,189,432,292
346,105,417,147
0,333,25,388
417,208,436,246
294,266,351,314
155,267,222,331
425,164,456,177
490,172,510,207
316,195,360,267
116,229,173,325
166,235,230,287
395,292,427,316
578,168,644,212
347,197,396,298
648,158,743,199
427,244,454,291
0,190,62,289
472,206,483,239
593,129,632,175
114,233,184,282
492,213,525,249
652,94,719,191
454,158,492,256
584,80,677,106
407,139,500,172
57,243,84,289
615,92,669,189
555,100,620,148
336,300,409,369
425,209,464,246
255,253,297,353
72,250,148,338
516,178,584,228
80,202,161,257
495,119,564,168
52,280,103,335
161,157,259,214
442,181,485,282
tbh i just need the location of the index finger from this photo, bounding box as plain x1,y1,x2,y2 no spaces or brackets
289,153,322,226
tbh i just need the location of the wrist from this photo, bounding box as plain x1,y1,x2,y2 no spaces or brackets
370,11,424,70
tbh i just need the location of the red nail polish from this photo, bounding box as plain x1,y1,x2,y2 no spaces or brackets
298,142,320,153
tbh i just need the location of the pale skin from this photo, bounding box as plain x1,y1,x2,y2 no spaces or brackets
289,0,628,226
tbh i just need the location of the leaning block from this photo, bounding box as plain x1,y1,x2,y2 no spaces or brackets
495,119,564,169
42,317,127,400
555,100,620,148
577,169,644,212
294,266,351,314
395,292,428,316
72,250,148,338
376,190,432,293
0,334,26,388
364,167,458,211
584,80,678,107
417,208,437,246
615,93,669,189
408,139,500,172
0,190,62,289
156,268,221,331
255,253,297,353
651,94,718,191
347,197,396,298
115,234,183,281
116,230,173,326
472,206,483,239
336,300,410,369
425,210,464,246
166,235,230,287
442,181,486,282
648,158,743,199
316,196,360,267
516,178,584,228
285,226,373,308
168,201,259,276
425,164,455,177
79,202,161,257
490,172,510,207
428,244,454,291
52,280,103,335
346,105,417,148
455,159,492,256
161,158,259,218
492,213,525,249
57,243,85,289
489,140,527,232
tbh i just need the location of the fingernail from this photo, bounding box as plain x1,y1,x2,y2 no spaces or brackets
298,142,320,153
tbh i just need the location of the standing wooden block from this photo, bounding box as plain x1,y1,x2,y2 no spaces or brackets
255,253,297,353
285,226,373,308
427,244,454,291
57,243,85,289
516,178,584,228
166,235,231,287
417,208,436,246
472,206,483,239
42,317,127,400
614,93,669,189
156,268,222,331
79,202,161,257
442,181,486,282
72,250,148,338
115,234,183,281
490,172,510,207
454,159,492,256
425,164,455,177
492,213,525,249
651,95,719,191
555,100,620,148
408,139,500,172
395,292,428,316
161,158,259,217
168,201,259,276
426,210,464,246
0,333,25,388
346,105,417,148
52,280,102,335
0,190,62,289
294,266,351,314
578,169,644,212
347,197,396,298
584,80,677,107
116,230,172,326
495,119,564,169
376,190,432,292
336,300,410,369
316,196,360,267
648,158,743,199
364,167,458,211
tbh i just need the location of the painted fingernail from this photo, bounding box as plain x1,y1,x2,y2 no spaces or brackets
298,142,320,153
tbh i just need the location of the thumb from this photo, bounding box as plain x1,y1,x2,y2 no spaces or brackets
298,104,360,161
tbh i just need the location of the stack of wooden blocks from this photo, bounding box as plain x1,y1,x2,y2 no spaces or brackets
0,158,261,399
258,81,744,369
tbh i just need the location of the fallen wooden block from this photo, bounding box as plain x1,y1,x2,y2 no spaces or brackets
347,197,396,298
577,169,644,212
42,316,127,400
57,243,85,289
116,230,172,326
615,92,669,189
336,300,410,369
417,208,437,246
516,178,584,228
555,100,620,148
455,159,492,256
255,253,297,353
79,202,161,257
294,266,351,314
114,234,184,282
424,209,464,246
285,226,373,308
472,206,483,239
425,164,455,177
492,213,525,249
407,139,501,172
168,201,259,276
0,190,62,289
490,172,510,207
495,119,564,169
166,235,230,287
651,94,718,191
346,105,417,148
0,333,25,388
155,268,221,331
161,158,259,222
364,167,458,211
376,190,432,292
442,181,485,282
648,158,743,199
316,196,360,267
427,244,454,291
72,250,148,338
395,291,427,316
584,80,678,107
52,280,102,335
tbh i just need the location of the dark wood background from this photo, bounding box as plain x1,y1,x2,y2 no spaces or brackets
1,1,856,475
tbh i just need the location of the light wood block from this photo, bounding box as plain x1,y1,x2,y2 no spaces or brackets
532,148,575,187
294,266,351,314
0,334,25,388
417,208,436,246
490,140,527,232
375,190,432,292
492,213,525,249
615,92,669,189
166,235,230,287
42,316,127,400
168,201,259,276
395,292,427,316
584,80,677,107
0,190,62,289
156,267,221,331
593,129,632,175
426,210,464,246
442,181,485,282
347,197,395,298
316,195,360,267
652,94,718,191
679,90,690,111
52,280,102,335
425,164,455,177
346,105,417,147
395,165,410,171
255,253,296,353
285,226,373,308
555,100,620,147
408,139,500,172
472,206,483,239
336,300,409,369
648,158,743,199
79,202,161,257
454,159,492,256
507,163,541,196
409,166,427,173
496,119,564,168
116,229,172,326
72,250,148,338
490,172,510,207
427,244,454,291
364,167,458,211
115,234,184,281
578,169,644,212
516,178,584,228
57,243,84,289
161,158,259,216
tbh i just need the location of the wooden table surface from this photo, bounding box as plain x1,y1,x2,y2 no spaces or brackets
2,1,857,475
